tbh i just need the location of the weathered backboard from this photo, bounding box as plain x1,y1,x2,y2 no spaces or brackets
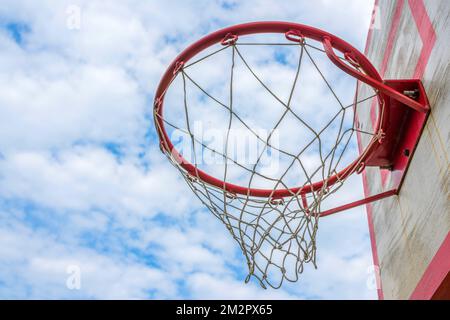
356,0,449,299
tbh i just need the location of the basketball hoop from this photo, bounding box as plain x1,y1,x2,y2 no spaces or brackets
153,22,430,288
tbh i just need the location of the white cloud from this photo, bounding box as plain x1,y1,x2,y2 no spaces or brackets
0,219,176,299
186,273,295,299
0,64,146,152
0,147,194,219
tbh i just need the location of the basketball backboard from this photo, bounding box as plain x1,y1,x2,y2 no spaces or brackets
356,0,449,299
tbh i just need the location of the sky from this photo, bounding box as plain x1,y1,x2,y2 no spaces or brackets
0,0,378,299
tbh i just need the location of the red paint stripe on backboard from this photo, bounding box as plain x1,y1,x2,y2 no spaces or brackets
365,203,383,299
357,0,440,299
367,0,377,126
408,0,437,78
367,1,404,185
365,0,380,55
379,0,405,77
407,1,443,296
410,232,450,299
376,0,436,187
362,0,438,300
355,115,384,300
355,45,384,301
358,0,385,300
357,0,404,300
378,0,405,186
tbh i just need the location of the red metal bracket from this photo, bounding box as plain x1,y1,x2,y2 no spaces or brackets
323,37,429,114
320,79,430,217
320,189,398,217
364,79,430,171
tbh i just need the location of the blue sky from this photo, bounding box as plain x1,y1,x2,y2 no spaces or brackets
0,0,377,299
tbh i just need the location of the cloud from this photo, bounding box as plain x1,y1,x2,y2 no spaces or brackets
0,64,146,152
0,217,176,299
186,273,295,299
0,147,194,219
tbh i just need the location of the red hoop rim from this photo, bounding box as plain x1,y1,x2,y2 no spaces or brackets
154,21,388,198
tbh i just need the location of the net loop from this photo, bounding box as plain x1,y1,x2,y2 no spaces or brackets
285,29,306,44
186,174,199,183
377,129,386,144
154,96,163,110
269,197,285,206
159,141,165,153
225,191,237,200
221,32,238,46
356,162,366,174
344,51,360,68
173,61,184,75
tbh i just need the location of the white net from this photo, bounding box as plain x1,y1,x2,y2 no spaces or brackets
154,35,378,288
